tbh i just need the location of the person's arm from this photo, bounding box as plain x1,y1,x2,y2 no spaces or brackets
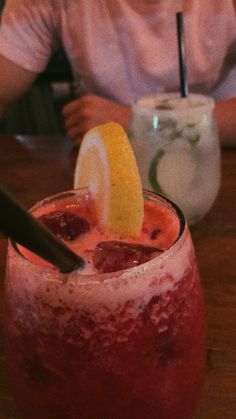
62,95,132,145
0,55,39,118
214,97,236,147
63,94,236,148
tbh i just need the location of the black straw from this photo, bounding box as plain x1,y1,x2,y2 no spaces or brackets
0,185,85,273
176,12,188,98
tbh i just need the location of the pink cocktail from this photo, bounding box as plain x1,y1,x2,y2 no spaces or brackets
5,189,205,419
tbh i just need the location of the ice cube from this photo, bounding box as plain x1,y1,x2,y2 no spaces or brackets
93,240,162,273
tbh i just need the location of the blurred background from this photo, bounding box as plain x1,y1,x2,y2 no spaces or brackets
0,0,74,136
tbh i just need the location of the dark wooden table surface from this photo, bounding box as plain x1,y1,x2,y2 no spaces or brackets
0,134,235,419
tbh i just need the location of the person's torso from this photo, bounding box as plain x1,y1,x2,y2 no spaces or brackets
57,0,236,103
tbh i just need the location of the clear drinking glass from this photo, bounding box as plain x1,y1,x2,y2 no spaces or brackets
4,189,206,419
129,93,221,225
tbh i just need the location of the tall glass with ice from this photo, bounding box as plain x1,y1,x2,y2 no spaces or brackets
129,93,221,225
5,188,205,419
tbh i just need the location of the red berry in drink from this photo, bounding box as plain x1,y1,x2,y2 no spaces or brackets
39,211,90,240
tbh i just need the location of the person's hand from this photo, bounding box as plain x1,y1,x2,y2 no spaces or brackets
62,95,132,145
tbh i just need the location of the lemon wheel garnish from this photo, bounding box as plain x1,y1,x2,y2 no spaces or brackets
74,122,144,236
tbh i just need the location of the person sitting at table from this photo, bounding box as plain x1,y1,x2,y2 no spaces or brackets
0,0,235,146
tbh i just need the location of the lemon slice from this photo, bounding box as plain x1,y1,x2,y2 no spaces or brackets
74,122,144,236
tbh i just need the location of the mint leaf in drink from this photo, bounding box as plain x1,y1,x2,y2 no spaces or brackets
155,104,173,110
171,130,183,140
188,134,200,146
155,98,173,110
158,119,177,131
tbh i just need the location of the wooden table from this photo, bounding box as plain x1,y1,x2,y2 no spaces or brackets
0,134,235,419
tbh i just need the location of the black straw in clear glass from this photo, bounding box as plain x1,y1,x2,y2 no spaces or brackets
176,11,189,98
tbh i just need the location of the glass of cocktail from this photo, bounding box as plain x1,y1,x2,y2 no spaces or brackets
129,92,221,225
4,123,205,419
5,188,205,419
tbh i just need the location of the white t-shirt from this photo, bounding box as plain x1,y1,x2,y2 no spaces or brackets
0,0,235,104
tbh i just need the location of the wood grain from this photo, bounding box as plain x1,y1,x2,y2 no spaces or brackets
0,134,235,419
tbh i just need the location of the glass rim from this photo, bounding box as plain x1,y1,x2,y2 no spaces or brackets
136,92,215,114
10,188,187,284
